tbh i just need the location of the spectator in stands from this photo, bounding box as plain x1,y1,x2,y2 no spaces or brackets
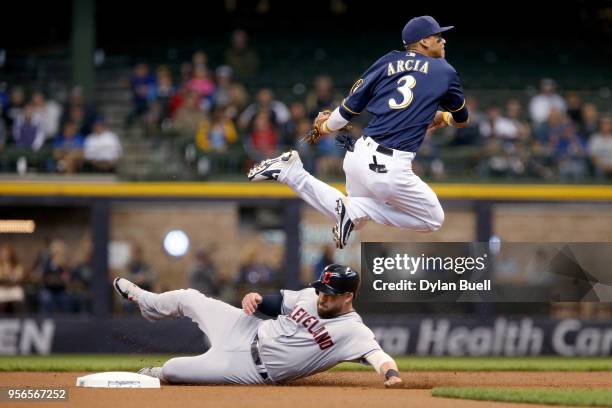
3,86,26,130
580,103,599,139
195,105,238,152
192,50,208,70
212,65,248,120
565,92,583,126
126,244,156,291
173,91,207,138
529,78,566,125
187,66,216,106
121,243,156,314
39,240,71,314
305,74,341,118
0,106,6,151
179,62,193,89
505,99,531,141
53,121,85,173
281,101,308,148
239,88,289,130
479,137,527,179
0,244,25,314
551,122,588,183
313,245,334,281
247,111,279,159
237,251,278,293
212,66,233,108
12,104,45,151
534,108,570,146
84,117,123,172
479,104,521,142
415,132,446,180
153,65,176,121
66,104,89,137
128,63,156,123
315,128,345,177
588,116,612,180
451,95,484,146
143,100,164,138
69,239,93,313
31,90,62,141
224,29,260,80
60,87,97,135
0,81,8,113
187,248,220,296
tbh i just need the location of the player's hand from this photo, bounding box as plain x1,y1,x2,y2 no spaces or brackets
242,292,263,315
427,111,451,134
384,375,403,388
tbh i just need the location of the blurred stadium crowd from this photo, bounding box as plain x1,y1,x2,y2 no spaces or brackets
0,238,285,315
1,29,611,181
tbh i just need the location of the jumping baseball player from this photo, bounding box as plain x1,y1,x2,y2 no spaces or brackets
113,264,403,387
248,16,469,249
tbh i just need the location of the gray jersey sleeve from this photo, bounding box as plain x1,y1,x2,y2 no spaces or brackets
280,288,316,315
341,325,382,363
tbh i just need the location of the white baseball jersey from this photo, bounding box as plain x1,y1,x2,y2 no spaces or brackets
257,288,381,382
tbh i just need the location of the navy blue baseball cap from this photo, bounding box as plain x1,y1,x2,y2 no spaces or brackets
402,16,454,45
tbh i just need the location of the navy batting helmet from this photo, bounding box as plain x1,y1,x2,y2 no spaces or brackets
310,264,360,297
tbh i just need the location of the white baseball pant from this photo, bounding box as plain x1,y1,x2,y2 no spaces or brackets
137,289,267,384
278,136,444,231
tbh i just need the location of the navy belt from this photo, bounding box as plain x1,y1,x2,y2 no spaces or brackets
362,135,411,157
251,335,270,381
376,145,394,157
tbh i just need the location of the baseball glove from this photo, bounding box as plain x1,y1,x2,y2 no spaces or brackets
300,110,352,145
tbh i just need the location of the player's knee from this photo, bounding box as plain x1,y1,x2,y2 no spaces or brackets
427,205,444,231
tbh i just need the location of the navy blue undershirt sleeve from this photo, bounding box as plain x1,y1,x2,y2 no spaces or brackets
440,68,468,123
258,294,284,317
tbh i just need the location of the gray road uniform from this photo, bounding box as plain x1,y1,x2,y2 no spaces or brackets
137,287,382,384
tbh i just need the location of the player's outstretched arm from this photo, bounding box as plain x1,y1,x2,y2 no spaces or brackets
380,360,403,388
241,292,262,315
241,292,284,317
304,108,352,144
365,350,403,388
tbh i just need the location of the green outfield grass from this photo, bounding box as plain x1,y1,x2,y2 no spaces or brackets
336,356,612,372
432,387,612,407
1,355,612,372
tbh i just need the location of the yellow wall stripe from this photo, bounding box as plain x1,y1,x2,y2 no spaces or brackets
1,182,612,201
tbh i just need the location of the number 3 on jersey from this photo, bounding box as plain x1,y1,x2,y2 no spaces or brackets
388,75,416,110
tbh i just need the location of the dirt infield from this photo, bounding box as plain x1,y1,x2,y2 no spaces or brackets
1,371,611,408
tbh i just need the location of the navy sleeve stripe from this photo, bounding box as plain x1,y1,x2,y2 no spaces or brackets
341,99,361,115
445,99,466,113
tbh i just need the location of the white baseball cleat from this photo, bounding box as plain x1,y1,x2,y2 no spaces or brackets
138,367,164,380
332,198,355,249
113,277,143,303
247,150,297,181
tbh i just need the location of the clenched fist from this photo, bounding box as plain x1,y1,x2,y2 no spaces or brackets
242,292,262,315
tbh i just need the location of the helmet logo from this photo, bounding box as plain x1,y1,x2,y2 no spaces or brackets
322,271,333,284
